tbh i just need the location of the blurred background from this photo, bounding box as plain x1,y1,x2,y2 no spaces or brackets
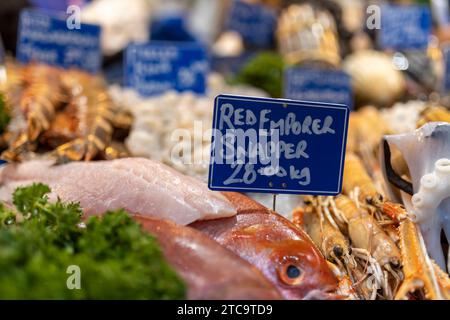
0,0,448,109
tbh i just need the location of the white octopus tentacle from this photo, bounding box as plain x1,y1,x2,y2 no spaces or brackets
411,158,450,270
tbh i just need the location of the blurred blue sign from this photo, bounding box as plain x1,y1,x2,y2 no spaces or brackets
30,0,91,12
226,0,277,48
208,95,350,195
150,15,197,42
443,46,450,91
284,68,353,110
17,9,101,73
125,42,208,97
379,4,431,50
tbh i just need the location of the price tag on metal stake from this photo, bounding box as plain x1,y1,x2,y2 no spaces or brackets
208,95,350,196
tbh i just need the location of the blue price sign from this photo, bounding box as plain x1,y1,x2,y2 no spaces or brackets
125,42,208,97
443,47,450,92
379,4,431,50
208,95,349,195
17,9,101,74
30,0,91,11
226,0,277,48
284,68,353,110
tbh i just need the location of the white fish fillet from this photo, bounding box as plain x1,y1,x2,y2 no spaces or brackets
0,158,236,225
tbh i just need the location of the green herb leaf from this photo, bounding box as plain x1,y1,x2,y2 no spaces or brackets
0,93,10,134
233,52,285,98
0,184,186,299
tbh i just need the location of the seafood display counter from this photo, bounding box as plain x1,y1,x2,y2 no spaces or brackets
0,0,450,301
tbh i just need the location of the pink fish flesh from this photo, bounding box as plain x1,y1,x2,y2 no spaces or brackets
0,158,236,225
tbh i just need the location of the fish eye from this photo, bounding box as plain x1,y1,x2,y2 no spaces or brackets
278,260,304,286
286,265,301,279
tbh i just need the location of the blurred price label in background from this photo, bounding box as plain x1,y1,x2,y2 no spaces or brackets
443,46,450,92
125,42,208,97
208,95,349,196
16,9,101,73
29,0,91,12
225,0,277,49
379,4,432,50
284,68,353,110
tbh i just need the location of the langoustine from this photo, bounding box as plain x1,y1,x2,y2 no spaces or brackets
191,192,340,300
308,105,450,300
416,106,450,128
293,197,351,266
0,158,236,225
54,69,130,162
2,63,66,161
296,195,401,300
395,217,450,300
133,215,282,300
344,107,392,200
343,152,385,205
334,195,401,270
0,63,131,162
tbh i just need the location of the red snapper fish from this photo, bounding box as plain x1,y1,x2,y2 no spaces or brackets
191,192,340,300
133,214,281,300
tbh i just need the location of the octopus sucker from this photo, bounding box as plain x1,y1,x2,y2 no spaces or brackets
383,122,450,270
410,158,450,269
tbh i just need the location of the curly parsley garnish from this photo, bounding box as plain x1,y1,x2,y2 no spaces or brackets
0,183,186,299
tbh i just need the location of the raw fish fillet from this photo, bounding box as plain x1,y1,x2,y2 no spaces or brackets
0,158,236,225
